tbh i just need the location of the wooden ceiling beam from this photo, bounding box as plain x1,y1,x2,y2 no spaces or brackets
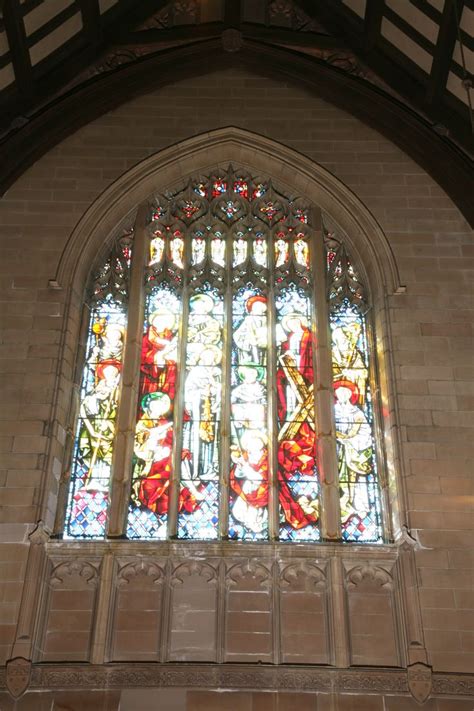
426,0,464,110
2,0,33,101
409,0,443,24
0,40,471,224
0,0,171,129
112,23,222,45
224,0,241,28
79,0,102,48
383,5,436,55
296,0,425,102
242,25,342,48
294,0,472,149
364,0,385,52
101,0,171,41
120,23,341,48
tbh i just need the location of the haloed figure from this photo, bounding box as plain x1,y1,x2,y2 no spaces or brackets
231,365,266,430
234,295,268,366
91,319,125,362
334,379,372,517
230,430,268,534
79,359,121,491
331,320,367,399
133,392,173,515
186,292,221,364
276,312,313,421
140,308,178,399
183,344,222,481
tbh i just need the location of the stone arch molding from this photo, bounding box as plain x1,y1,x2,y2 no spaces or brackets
43,126,406,534
52,126,402,300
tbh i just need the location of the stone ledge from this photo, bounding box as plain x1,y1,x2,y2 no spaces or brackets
0,663,472,697
46,539,398,559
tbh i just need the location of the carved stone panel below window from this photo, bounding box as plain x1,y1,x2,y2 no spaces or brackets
29,544,407,668
109,559,165,662
37,559,100,662
168,560,218,662
279,562,329,664
225,561,273,663
344,562,400,667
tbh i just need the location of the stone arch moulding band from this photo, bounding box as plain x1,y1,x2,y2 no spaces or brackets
1,40,473,226
52,126,402,302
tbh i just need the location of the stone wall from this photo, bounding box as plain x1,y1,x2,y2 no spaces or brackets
0,67,472,699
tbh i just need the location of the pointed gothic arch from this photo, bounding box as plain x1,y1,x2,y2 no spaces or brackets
42,127,406,543
53,127,402,297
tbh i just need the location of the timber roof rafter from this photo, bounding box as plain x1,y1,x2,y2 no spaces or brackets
0,0,472,223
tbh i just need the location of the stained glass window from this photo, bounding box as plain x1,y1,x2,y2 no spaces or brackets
326,233,383,543
64,230,132,538
64,168,384,543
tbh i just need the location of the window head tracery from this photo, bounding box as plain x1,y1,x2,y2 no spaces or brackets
64,166,384,544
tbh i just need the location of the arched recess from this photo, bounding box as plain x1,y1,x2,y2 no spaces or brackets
43,126,406,539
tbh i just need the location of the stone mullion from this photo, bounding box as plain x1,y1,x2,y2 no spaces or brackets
167,229,192,539
375,291,406,542
328,555,350,667
311,207,341,542
216,559,226,662
219,223,233,539
368,296,393,541
89,551,115,664
107,203,149,537
272,559,281,663
267,226,278,541
160,557,173,661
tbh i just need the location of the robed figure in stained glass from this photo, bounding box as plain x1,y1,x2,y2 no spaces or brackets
331,319,368,401
230,430,269,534
140,308,178,400
335,380,372,474
229,286,270,539
334,379,373,525
79,359,121,491
183,344,222,484
182,292,223,485
276,313,313,422
329,289,382,541
66,248,128,537
127,285,183,538
79,320,125,494
132,392,174,515
233,295,268,365
186,293,221,363
176,288,224,539
231,365,266,430
276,306,319,536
